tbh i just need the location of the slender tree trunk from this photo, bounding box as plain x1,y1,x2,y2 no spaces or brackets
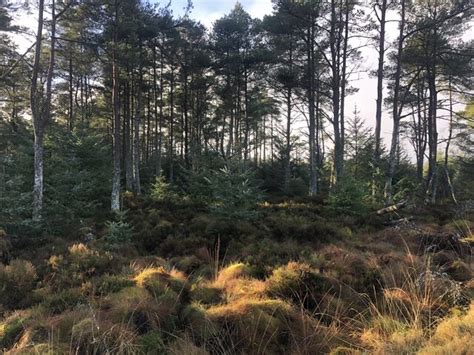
444,78,457,204
156,47,164,176
32,0,57,220
283,39,293,193
308,16,318,196
340,0,350,168
284,87,292,193
146,82,151,162
244,67,250,161
183,60,190,167
384,0,406,204
133,47,143,195
124,80,133,191
169,67,175,183
31,0,45,221
415,79,426,182
373,0,387,171
68,54,74,132
111,0,121,211
373,0,387,195
330,0,343,184
425,43,438,203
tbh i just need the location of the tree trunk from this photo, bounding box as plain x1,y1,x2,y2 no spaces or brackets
133,82,142,194
124,80,133,191
30,0,45,221
340,0,350,170
330,0,343,184
425,50,438,203
373,0,387,195
308,19,318,196
111,0,121,211
373,0,387,159
68,54,74,132
384,0,406,204
169,68,175,183
444,78,457,204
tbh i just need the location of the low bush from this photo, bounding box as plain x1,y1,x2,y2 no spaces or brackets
0,311,28,350
105,210,133,246
134,266,188,296
71,317,138,354
138,330,166,354
96,274,135,295
0,260,37,308
417,303,474,354
190,284,222,305
42,287,88,314
266,262,332,309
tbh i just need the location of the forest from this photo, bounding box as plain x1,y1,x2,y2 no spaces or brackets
0,0,473,353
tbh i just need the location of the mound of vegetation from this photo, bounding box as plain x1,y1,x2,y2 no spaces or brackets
1,194,473,354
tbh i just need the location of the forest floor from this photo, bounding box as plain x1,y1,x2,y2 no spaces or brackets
1,196,473,354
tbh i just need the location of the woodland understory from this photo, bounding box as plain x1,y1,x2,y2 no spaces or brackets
0,0,473,353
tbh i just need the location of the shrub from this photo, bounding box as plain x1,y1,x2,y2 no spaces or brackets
167,336,210,355
106,287,162,332
0,260,37,308
204,164,262,220
150,176,180,203
210,263,267,301
0,311,28,350
71,317,138,354
417,303,474,354
134,267,188,296
190,284,222,305
205,298,295,353
215,263,252,285
266,262,332,309
138,330,166,354
105,210,133,246
0,229,11,264
328,175,370,216
48,244,114,288
42,288,88,314
96,274,135,295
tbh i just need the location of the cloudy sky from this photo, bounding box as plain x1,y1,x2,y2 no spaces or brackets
168,0,400,145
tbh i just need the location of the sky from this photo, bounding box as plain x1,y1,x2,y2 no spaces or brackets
169,0,273,28
9,0,473,157
168,0,400,147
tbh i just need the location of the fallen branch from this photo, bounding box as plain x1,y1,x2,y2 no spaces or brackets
384,216,414,226
377,200,408,215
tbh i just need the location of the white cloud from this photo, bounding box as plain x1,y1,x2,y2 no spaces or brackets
248,0,273,19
